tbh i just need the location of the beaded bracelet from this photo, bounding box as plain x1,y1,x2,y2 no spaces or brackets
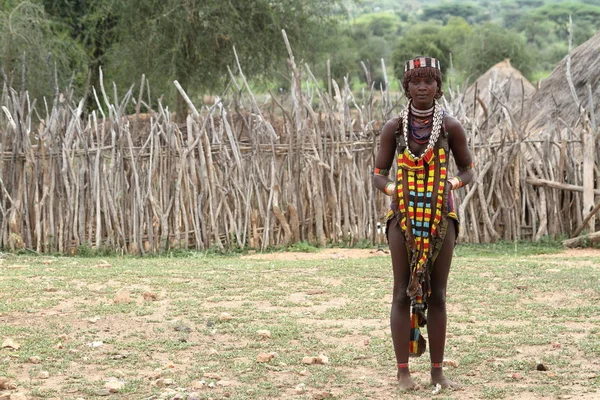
384,181,396,196
448,176,464,190
458,162,475,172
374,167,390,176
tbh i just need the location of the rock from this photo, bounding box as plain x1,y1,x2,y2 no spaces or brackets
1,338,20,350
38,371,50,379
303,355,328,365
147,370,162,380
510,373,524,380
536,363,548,371
87,341,104,348
313,391,332,399
96,261,112,268
256,330,272,339
190,380,205,389
28,356,41,364
257,352,277,363
0,377,17,390
143,292,158,301
203,373,221,380
152,379,165,387
113,290,132,304
295,383,306,394
174,325,191,333
105,377,125,393
187,393,201,400
443,359,459,368
216,380,234,387
219,312,233,321
9,394,28,400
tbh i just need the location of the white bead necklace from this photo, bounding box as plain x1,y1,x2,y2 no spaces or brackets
402,100,443,161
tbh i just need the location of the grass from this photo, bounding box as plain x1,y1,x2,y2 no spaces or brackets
0,244,599,399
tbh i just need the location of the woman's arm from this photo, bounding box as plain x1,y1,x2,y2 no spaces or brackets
373,117,400,196
445,116,475,190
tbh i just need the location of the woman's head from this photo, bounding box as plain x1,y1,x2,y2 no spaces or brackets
402,57,443,102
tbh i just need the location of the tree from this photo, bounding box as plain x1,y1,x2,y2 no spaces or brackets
104,0,346,111
421,2,486,25
40,0,118,100
457,23,533,81
0,1,85,99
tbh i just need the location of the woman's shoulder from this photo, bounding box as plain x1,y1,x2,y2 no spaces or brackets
378,116,401,147
442,113,464,134
382,116,401,136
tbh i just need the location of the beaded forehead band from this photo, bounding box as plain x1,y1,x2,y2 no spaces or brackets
404,57,441,72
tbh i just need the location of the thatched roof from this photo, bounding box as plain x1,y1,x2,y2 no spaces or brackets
525,31,600,135
462,59,535,120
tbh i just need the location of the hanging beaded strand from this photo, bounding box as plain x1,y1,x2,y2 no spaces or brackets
402,100,443,161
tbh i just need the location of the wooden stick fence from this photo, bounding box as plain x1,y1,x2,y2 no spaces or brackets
0,41,597,254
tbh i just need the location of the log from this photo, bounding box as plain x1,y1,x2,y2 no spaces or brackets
562,231,600,248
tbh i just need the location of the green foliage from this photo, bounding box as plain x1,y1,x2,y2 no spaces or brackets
0,1,86,99
3,0,600,106
421,2,488,24
391,18,472,82
352,11,402,38
105,0,346,103
40,0,118,93
457,22,534,81
392,23,451,81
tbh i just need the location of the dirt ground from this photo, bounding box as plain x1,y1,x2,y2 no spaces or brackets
0,247,599,399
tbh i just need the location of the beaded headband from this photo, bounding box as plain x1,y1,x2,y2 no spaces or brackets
404,57,441,72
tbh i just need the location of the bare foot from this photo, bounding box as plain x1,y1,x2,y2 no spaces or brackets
397,368,420,390
431,369,461,389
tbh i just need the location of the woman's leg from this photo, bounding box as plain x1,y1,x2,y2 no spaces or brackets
388,220,419,389
428,221,460,388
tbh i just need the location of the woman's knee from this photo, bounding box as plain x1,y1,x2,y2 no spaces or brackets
392,287,411,307
427,289,447,307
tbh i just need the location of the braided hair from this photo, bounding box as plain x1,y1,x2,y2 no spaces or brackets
402,56,443,100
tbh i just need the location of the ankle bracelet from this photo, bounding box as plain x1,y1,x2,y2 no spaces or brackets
397,363,409,369
431,362,443,368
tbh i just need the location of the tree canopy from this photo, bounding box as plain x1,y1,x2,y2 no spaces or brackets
1,0,599,104
107,0,345,101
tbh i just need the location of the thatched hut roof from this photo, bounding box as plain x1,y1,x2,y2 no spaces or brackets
525,31,600,135
462,59,535,120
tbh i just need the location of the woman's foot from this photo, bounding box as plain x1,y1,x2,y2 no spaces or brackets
397,367,420,390
430,367,461,389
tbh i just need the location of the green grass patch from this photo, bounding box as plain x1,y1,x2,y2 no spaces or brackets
0,244,598,399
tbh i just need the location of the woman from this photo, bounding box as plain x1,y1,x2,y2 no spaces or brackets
373,56,474,390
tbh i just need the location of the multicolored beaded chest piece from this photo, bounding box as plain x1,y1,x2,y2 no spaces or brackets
395,101,450,356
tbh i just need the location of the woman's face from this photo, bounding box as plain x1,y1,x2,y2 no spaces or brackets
408,76,438,108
